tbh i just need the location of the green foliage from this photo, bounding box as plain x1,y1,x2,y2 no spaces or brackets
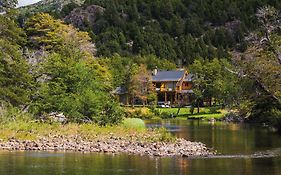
154,107,226,119
30,52,123,125
0,14,26,45
0,15,31,106
124,107,155,119
0,40,32,106
98,54,176,89
0,102,32,124
20,13,124,125
190,58,241,107
0,119,176,143
158,127,175,142
122,118,146,130
0,0,17,12
127,64,155,106
247,96,281,130
25,13,94,57
1,0,279,131
18,0,84,19
53,0,280,65
237,6,281,130
267,108,281,131
190,106,194,115
61,2,79,17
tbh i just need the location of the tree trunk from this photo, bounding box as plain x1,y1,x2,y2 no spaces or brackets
277,52,281,65
131,97,134,107
197,102,200,113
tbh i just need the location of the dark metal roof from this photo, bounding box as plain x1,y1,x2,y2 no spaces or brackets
152,70,185,82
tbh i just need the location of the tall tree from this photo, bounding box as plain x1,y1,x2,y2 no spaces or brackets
129,64,155,106
238,6,281,104
25,13,95,56
0,15,31,106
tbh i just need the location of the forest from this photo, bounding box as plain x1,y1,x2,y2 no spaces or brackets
0,0,280,130
61,0,281,65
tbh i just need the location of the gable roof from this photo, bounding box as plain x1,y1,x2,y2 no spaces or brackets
152,70,185,82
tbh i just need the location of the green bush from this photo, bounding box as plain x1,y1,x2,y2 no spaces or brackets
150,107,161,116
30,52,124,125
122,118,146,129
150,107,175,119
190,106,195,115
266,108,281,131
125,107,155,119
159,111,174,119
0,102,32,124
209,107,220,114
158,127,175,142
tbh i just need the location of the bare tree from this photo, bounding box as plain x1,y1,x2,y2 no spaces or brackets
256,6,281,64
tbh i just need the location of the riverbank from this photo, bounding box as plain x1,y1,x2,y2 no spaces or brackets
158,107,228,119
125,106,229,120
0,121,214,157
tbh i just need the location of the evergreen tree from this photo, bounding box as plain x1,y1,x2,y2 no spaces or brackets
0,15,31,106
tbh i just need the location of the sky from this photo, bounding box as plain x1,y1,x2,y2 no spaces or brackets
18,0,41,7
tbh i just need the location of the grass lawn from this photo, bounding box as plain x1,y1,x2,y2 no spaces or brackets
157,107,228,119
186,111,228,119
0,118,174,142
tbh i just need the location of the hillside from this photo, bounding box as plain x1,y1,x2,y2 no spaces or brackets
19,0,84,15
69,0,281,65
18,0,281,66
1,0,280,133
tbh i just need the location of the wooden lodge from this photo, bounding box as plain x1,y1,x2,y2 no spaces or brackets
113,69,194,106
152,69,194,106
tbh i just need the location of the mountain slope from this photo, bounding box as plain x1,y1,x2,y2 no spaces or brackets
19,0,84,15
20,0,281,66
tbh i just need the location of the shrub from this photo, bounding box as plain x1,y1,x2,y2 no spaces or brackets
209,107,220,114
30,53,124,125
124,107,154,119
266,108,281,131
190,106,194,115
158,127,175,142
0,102,32,124
122,118,146,129
159,111,173,119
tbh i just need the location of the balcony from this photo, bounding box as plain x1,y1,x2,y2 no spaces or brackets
154,87,176,92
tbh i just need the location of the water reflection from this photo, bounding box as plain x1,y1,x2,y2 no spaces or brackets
0,120,281,175
2,151,280,175
146,119,281,155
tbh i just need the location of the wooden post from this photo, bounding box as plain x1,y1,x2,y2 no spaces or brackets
174,92,177,105
126,94,129,106
165,92,167,104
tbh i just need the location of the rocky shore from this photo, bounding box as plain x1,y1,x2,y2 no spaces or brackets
0,135,215,157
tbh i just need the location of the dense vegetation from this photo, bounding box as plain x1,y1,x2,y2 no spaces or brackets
0,3,176,125
0,0,280,130
60,0,281,65
0,5,125,124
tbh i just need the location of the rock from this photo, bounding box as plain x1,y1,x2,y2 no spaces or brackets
0,135,215,157
64,5,105,30
219,112,244,123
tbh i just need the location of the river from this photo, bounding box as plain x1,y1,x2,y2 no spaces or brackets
1,119,281,175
